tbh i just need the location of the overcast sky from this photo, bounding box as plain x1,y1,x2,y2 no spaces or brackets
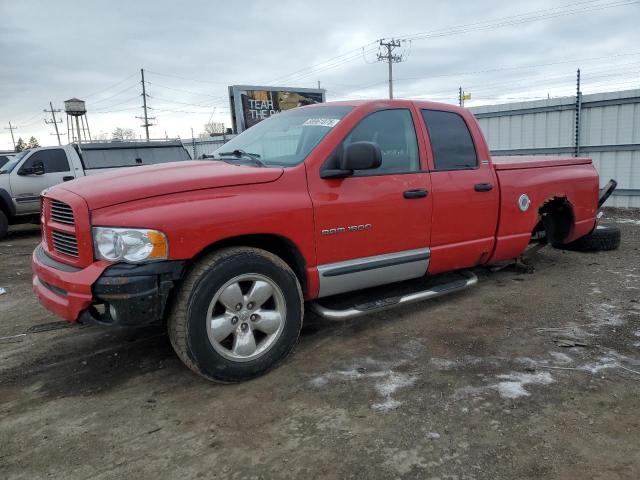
1,0,638,149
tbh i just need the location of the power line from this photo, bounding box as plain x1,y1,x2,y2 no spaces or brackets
395,0,639,43
264,41,379,85
265,0,637,88
92,95,140,112
92,106,142,114
269,46,379,86
88,83,140,106
145,81,226,100
82,72,138,99
150,96,225,108
145,70,231,86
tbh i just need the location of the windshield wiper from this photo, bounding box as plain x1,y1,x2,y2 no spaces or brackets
217,149,266,167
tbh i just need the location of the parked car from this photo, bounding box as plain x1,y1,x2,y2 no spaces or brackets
0,141,191,238
32,100,619,382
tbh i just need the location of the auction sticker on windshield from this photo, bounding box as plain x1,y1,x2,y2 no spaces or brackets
303,118,341,127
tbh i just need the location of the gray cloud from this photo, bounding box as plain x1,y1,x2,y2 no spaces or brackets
1,0,638,147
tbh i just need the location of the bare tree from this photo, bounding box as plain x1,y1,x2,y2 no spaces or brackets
93,132,111,141
112,128,136,141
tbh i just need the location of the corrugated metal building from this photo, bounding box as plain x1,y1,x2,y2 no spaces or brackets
470,89,640,208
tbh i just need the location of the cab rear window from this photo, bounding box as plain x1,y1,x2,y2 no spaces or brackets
421,109,477,171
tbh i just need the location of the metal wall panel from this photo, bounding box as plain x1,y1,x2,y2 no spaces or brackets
471,89,640,208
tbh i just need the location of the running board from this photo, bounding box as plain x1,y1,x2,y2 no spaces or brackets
309,270,478,320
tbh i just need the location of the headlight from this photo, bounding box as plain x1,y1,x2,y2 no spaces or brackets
93,227,168,263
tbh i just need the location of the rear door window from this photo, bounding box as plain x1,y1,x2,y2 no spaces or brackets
421,109,477,170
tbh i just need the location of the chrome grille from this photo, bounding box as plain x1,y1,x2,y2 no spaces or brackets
52,231,79,257
50,200,75,225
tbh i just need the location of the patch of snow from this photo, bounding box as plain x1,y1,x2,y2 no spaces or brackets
549,351,573,363
430,358,458,370
454,371,556,400
581,355,620,374
309,354,417,412
515,357,538,367
308,376,329,388
587,303,625,328
371,373,417,412
372,398,403,412
493,372,555,399
614,218,640,226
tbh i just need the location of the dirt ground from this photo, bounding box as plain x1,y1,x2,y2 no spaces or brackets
1,210,639,480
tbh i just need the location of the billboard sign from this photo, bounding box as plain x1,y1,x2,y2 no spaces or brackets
229,85,326,133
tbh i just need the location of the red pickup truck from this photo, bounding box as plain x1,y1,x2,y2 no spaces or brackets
32,99,619,382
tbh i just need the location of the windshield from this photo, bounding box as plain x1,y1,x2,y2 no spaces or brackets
212,105,352,167
0,151,28,174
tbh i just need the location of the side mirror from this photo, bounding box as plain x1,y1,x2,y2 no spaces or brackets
321,141,382,179
18,161,45,176
32,161,45,175
341,141,382,171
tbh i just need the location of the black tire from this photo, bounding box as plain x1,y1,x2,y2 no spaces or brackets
564,224,621,252
0,210,8,240
167,247,303,383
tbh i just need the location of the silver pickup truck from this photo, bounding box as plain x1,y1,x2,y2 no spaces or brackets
0,141,191,239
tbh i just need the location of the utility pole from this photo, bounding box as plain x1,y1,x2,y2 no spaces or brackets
458,87,470,107
136,68,155,141
377,39,404,99
574,68,582,158
44,101,63,145
191,127,196,159
4,122,17,151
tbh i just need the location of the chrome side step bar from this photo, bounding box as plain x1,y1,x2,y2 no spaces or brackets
309,270,478,321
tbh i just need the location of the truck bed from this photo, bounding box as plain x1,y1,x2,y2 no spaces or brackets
492,155,592,170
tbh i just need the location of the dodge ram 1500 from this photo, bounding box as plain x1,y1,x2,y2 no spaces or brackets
31,99,619,382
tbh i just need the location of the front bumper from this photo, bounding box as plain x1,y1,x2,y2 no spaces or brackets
32,244,186,325
32,244,110,321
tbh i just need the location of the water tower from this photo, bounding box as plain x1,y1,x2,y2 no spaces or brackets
64,98,92,144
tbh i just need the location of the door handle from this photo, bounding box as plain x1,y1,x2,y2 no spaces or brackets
403,189,428,199
62,176,74,182
474,183,493,192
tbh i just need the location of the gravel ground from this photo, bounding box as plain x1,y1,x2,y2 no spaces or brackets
0,209,639,479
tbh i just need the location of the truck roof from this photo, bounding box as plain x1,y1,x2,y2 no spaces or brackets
77,140,185,150
314,99,466,113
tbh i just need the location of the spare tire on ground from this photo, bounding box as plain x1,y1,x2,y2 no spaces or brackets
563,224,621,252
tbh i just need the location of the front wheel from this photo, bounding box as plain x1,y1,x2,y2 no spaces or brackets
0,210,8,240
168,247,303,383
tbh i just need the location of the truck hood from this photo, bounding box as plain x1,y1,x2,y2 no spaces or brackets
56,160,284,209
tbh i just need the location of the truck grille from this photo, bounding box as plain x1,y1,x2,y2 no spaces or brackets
50,200,75,225
52,230,79,257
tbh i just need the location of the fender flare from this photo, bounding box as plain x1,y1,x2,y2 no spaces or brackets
0,188,15,218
